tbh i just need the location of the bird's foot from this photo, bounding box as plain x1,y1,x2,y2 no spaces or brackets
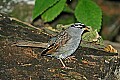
65,56,77,63
61,66,73,69
59,58,73,69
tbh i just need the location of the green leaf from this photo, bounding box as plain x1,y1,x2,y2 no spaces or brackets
41,0,66,22
32,0,59,20
75,0,102,32
63,4,74,13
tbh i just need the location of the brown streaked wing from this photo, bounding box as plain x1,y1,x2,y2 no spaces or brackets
41,31,71,56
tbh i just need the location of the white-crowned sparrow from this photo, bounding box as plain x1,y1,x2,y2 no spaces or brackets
41,23,89,68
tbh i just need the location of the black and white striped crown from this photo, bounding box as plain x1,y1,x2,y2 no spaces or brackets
71,23,86,28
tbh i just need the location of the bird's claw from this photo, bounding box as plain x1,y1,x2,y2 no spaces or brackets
61,66,73,69
65,56,77,63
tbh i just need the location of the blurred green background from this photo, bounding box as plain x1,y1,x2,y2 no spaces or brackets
0,0,120,42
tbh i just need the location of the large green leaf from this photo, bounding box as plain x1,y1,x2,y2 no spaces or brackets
41,0,66,22
75,0,102,31
32,0,59,20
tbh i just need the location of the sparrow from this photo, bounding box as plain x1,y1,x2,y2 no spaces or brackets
41,23,89,68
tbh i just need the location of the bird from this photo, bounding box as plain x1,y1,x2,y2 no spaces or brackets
41,23,89,68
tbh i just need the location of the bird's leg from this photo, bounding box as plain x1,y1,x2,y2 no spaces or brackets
59,58,73,69
59,58,66,67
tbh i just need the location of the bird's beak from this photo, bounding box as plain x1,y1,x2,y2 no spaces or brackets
84,26,90,31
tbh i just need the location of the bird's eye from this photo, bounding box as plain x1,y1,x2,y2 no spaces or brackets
82,25,86,28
